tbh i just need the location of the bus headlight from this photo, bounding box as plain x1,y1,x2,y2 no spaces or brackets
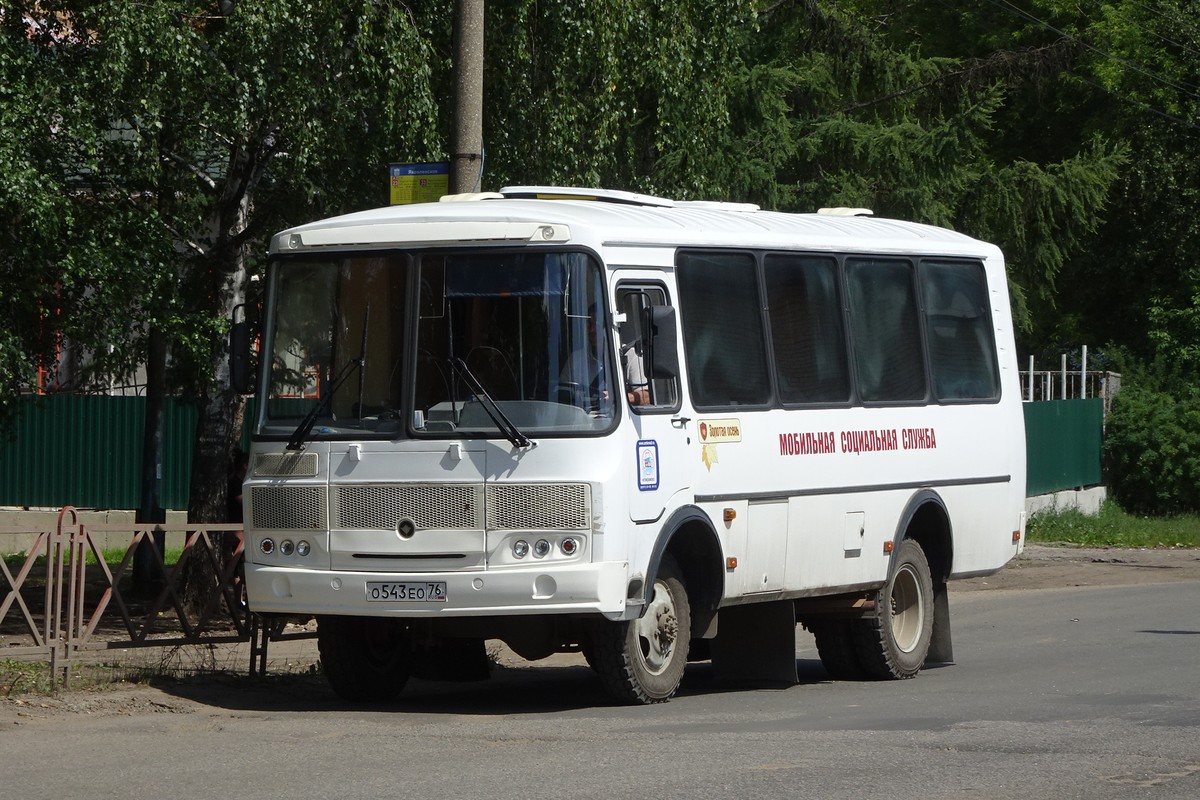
513,540,530,558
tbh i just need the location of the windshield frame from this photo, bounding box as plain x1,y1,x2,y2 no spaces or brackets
253,245,622,445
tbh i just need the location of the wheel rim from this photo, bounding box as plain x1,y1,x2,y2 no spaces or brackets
633,579,679,676
889,563,926,653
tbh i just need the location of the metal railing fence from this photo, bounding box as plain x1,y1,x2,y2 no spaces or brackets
1,507,313,689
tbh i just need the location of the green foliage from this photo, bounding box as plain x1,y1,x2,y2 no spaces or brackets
2,0,1198,518
483,0,756,197
1,0,1148,407
1104,378,1200,515
1,1,450,518
0,7,153,424
1018,1,1200,365
1,0,443,404
777,2,1128,332
1027,502,1200,549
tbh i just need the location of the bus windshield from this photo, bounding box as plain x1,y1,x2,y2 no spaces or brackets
260,250,616,441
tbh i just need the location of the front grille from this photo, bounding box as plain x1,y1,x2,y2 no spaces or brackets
254,452,318,477
250,485,326,530
487,483,590,530
253,482,591,532
335,484,483,530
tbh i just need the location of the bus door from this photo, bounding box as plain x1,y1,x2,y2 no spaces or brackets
616,283,689,522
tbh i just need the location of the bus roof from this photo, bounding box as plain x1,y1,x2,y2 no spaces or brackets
269,187,1000,260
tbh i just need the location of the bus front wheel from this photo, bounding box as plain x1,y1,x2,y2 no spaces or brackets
592,555,691,704
317,615,412,702
853,538,934,679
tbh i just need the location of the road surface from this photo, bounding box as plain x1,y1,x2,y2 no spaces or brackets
2,551,1198,800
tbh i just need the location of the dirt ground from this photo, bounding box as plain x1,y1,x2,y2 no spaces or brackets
952,543,1200,591
3,544,1198,719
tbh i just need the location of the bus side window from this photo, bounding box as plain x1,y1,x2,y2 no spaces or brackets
764,254,850,404
846,258,927,403
676,251,771,408
919,260,1000,401
616,286,679,410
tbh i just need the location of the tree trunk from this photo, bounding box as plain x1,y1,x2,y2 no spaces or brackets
132,326,168,592
183,187,251,616
188,263,247,522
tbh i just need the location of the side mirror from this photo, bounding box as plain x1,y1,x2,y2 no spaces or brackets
643,305,679,379
230,305,252,394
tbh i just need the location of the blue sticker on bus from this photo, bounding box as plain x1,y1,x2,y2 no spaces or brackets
637,439,659,491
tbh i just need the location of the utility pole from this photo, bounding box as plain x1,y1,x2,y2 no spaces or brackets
132,328,166,593
451,0,485,194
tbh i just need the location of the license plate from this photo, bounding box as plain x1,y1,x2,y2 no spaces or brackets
365,581,448,602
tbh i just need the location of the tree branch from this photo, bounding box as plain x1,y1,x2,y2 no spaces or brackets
159,149,219,193
835,41,1080,116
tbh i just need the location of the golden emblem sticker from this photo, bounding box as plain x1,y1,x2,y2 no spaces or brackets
698,419,741,471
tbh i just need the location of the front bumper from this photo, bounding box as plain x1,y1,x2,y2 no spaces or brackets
245,560,630,620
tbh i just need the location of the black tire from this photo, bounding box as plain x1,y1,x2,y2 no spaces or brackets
852,538,934,679
579,639,599,672
317,615,412,702
591,555,691,704
808,619,865,680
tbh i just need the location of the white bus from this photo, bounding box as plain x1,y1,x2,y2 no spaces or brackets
239,187,1026,704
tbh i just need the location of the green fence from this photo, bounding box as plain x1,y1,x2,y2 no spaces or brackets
0,395,200,509
1023,398,1104,496
2,395,1103,509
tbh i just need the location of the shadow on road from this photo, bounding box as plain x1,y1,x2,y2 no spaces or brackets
148,657,834,715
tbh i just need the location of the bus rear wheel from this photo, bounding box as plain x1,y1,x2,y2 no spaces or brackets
591,555,691,704
853,538,934,679
808,620,865,680
317,616,412,702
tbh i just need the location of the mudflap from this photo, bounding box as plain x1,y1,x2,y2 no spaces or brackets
925,582,954,664
710,600,799,686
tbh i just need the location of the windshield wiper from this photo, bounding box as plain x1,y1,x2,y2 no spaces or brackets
286,357,363,450
287,312,370,451
447,357,532,449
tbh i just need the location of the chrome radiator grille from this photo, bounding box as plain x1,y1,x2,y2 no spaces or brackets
487,483,590,530
254,452,318,477
250,485,326,530
251,482,591,532
335,484,483,530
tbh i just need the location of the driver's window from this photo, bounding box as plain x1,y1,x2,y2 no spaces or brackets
616,284,679,411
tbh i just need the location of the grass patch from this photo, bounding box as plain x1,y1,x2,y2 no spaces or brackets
3,547,184,575
1028,502,1200,549
1,658,158,697
92,547,185,568
2,645,322,698
0,660,52,696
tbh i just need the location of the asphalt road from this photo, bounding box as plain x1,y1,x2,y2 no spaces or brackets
3,580,1199,800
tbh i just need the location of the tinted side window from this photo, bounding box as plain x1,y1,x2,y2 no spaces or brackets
919,260,1000,401
615,285,680,410
677,251,771,407
846,258,926,403
764,254,850,404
